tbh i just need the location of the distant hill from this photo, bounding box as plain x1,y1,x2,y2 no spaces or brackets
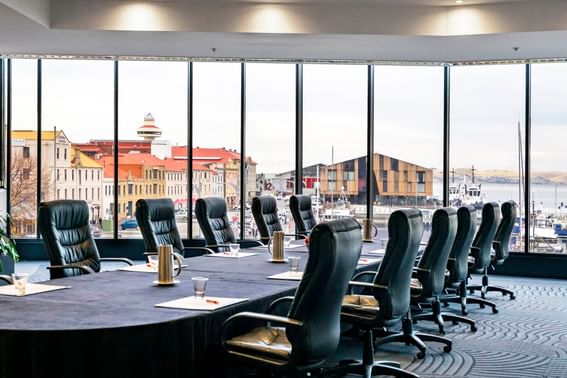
433,168,567,185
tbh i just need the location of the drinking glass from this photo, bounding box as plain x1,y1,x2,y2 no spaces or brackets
192,277,208,299
11,273,29,296
288,256,301,275
229,243,240,257
147,254,159,271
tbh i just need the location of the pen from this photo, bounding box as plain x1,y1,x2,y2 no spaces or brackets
206,299,219,304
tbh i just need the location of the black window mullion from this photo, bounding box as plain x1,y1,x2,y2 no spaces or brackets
36,59,42,238
187,62,193,240
524,63,531,254
240,63,246,241
113,61,119,239
366,65,374,219
443,65,451,208
295,64,303,195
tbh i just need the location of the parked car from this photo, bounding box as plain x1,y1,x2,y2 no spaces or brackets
120,218,138,230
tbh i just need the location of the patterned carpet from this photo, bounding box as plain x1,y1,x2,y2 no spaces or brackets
334,275,567,377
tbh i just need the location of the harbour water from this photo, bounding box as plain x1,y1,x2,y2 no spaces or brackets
434,181,567,216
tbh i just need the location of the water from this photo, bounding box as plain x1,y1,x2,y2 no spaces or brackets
434,181,567,215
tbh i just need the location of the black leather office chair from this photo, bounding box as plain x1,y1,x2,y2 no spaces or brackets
469,200,517,300
289,194,317,236
411,207,477,335
252,195,284,244
195,197,262,252
341,208,451,361
443,206,498,314
38,200,133,279
221,218,415,378
135,198,210,258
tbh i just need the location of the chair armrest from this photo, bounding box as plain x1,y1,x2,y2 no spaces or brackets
220,311,303,349
348,281,388,291
351,270,377,282
100,257,134,266
284,233,307,240
0,274,13,284
184,246,216,255
413,267,431,273
237,239,264,248
266,296,295,314
47,264,95,275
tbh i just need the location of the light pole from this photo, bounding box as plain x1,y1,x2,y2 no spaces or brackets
53,126,57,199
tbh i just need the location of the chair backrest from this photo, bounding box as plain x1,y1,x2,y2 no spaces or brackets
195,197,236,246
135,198,185,256
289,195,317,234
373,208,424,321
493,200,517,263
416,207,458,297
448,206,477,284
251,195,283,243
471,202,501,271
286,218,361,365
38,200,101,279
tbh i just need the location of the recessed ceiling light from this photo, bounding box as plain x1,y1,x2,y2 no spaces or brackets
456,0,464,4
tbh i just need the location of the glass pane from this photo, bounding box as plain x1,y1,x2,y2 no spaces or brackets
531,63,567,254
374,66,444,244
42,59,114,238
118,61,188,239
10,59,37,238
246,63,295,240
451,65,525,252
193,62,241,238
303,64,367,225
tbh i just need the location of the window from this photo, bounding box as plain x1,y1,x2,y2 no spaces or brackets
246,63,296,239
304,64,367,221
56,169,59,181
64,169,67,181
193,62,241,237
451,64,524,252
22,147,30,159
43,59,113,237
22,168,30,180
128,183,133,195
372,66,443,242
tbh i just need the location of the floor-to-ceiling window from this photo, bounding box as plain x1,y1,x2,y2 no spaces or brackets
192,62,241,238
532,63,567,254
118,61,188,239
373,65,444,243
246,63,296,239
303,64,367,225
43,59,114,238
9,59,37,238
451,64,525,252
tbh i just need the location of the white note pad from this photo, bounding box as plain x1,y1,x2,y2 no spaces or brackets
155,296,248,311
367,249,385,256
267,271,303,281
119,264,187,273
357,258,381,265
0,283,70,297
205,252,258,259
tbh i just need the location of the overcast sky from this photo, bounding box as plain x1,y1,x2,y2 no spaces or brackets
9,59,567,174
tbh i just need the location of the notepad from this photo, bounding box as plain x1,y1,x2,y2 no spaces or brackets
205,252,258,259
155,296,248,311
0,283,70,297
367,249,385,256
267,271,303,281
357,258,381,265
119,264,187,273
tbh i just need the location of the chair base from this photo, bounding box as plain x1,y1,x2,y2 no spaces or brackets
468,270,516,300
413,298,477,335
375,315,452,359
320,329,418,378
443,281,498,315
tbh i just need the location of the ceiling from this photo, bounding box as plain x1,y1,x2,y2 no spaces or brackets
1,0,567,63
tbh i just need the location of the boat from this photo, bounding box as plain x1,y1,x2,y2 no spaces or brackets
448,167,485,210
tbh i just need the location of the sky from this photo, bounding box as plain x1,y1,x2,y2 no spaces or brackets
9,58,567,174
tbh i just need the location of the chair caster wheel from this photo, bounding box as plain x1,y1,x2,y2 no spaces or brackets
462,310,468,316
439,330,445,336
416,351,426,359
479,303,485,309
471,325,477,332
442,302,449,307
492,308,499,314
452,320,459,326
443,345,452,353
510,295,516,300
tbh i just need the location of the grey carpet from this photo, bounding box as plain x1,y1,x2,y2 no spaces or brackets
332,275,567,377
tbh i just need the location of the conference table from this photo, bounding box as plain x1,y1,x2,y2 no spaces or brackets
0,241,385,378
